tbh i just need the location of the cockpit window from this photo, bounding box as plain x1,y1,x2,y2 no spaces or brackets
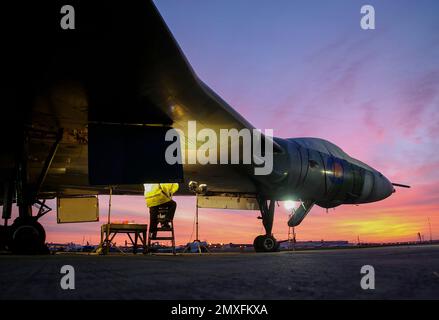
289,137,374,171
292,138,348,158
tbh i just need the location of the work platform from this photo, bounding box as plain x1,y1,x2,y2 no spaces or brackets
100,223,148,254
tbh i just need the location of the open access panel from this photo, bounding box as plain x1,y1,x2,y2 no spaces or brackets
57,196,99,223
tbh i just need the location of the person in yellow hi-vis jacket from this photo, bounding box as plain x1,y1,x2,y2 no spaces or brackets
144,183,179,237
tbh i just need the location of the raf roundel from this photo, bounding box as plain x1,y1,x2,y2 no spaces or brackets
328,157,344,184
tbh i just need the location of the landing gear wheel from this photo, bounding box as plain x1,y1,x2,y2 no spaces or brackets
9,217,47,254
253,235,278,252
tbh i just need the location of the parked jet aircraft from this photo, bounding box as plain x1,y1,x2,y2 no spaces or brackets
0,1,409,253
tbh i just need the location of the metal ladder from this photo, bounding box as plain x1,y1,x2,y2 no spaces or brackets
148,207,176,255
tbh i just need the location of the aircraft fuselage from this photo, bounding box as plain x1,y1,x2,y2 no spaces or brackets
256,137,394,209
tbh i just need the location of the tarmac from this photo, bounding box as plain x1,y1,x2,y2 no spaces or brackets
0,245,438,300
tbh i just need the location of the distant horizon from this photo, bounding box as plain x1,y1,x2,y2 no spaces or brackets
46,238,439,247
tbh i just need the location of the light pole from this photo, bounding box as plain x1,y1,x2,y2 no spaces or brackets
185,181,209,253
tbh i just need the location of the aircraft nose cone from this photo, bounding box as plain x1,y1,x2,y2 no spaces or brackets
369,172,394,202
383,176,395,197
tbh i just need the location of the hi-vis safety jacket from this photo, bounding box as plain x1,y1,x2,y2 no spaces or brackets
144,183,179,208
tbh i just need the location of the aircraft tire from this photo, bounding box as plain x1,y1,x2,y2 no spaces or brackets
253,235,278,252
9,217,47,254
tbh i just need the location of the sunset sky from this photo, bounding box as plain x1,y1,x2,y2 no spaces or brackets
30,0,439,245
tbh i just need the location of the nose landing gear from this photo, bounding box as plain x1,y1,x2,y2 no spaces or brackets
253,198,279,252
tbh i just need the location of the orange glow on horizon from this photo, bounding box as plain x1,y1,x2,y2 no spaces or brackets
32,190,439,246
